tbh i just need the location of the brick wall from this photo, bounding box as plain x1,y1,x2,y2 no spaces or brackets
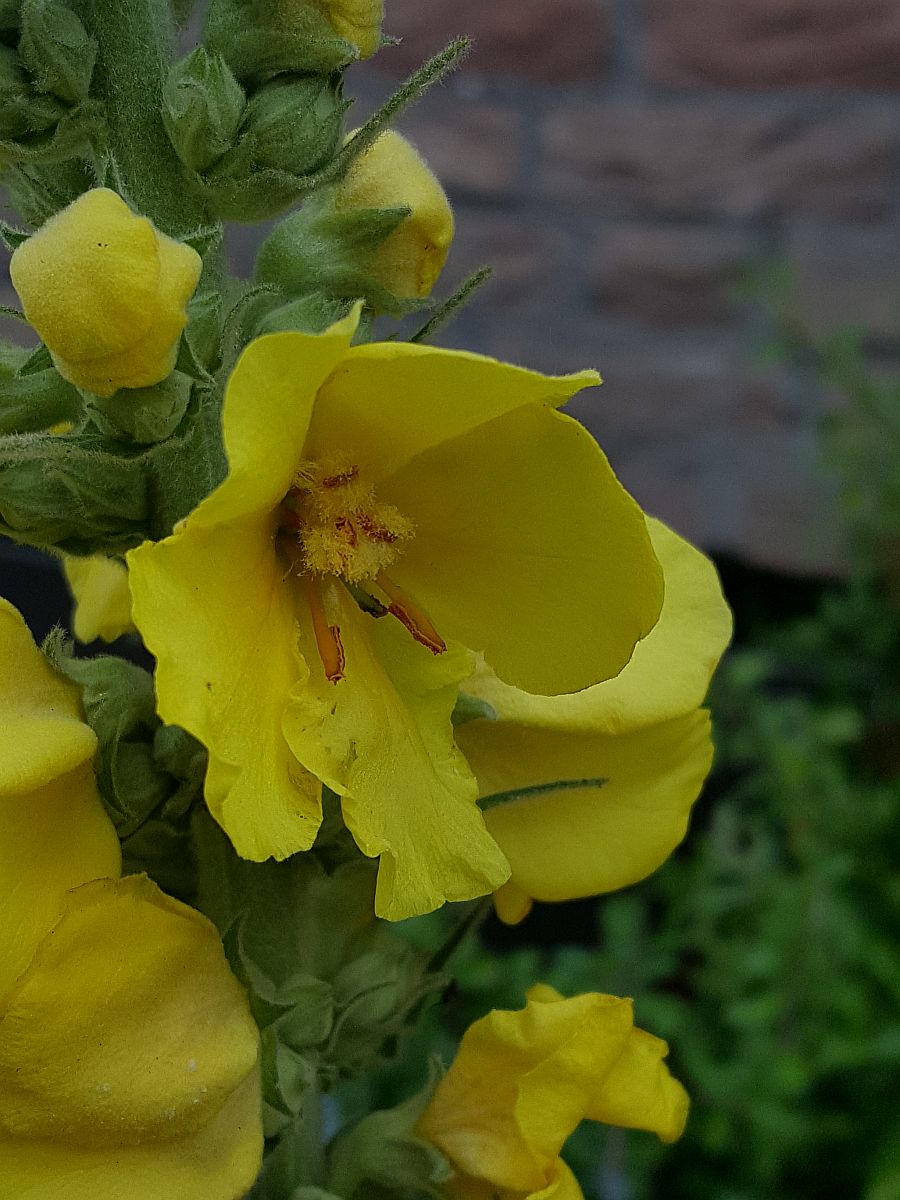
352,0,900,575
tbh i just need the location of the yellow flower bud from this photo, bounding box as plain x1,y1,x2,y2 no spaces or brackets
335,130,454,299
10,188,202,398
62,554,135,643
277,0,384,59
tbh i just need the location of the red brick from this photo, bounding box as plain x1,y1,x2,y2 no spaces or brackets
378,0,609,83
542,104,893,221
592,224,759,327
443,211,570,311
396,100,522,198
788,224,900,340
645,0,900,90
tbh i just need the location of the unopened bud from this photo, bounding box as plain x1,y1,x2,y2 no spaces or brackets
10,189,202,397
163,47,246,173
19,0,96,105
334,130,453,299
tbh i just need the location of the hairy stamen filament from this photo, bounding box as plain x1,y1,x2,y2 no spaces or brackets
376,572,446,655
302,576,345,684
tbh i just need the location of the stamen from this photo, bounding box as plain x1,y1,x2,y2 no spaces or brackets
376,572,446,655
321,466,360,489
302,576,345,683
357,512,400,543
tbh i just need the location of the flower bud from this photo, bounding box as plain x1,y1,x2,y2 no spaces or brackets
335,130,453,299
282,0,384,59
163,47,246,173
19,0,97,105
10,188,202,397
237,73,343,176
203,74,345,220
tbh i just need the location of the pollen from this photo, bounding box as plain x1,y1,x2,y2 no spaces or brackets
285,456,414,584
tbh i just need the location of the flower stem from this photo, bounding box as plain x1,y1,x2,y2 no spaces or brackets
83,0,209,234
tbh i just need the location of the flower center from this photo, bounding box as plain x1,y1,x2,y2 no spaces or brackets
279,456,446,682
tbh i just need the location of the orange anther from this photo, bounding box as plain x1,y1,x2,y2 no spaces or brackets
302,577,346,683
376,572,446,655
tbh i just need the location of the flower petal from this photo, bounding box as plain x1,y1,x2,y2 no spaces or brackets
381,404,664,695
585,1027,689,1144
308,339,599,485
62,555,134,643
191,311,360,530
466,518,732,732
282,583,509,920
0,876,260,1149
0,765,121,1002
0,1073,262,1200
458,712,713,903
0,598,97,795
128,517,322,861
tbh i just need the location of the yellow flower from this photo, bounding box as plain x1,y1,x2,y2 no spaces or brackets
336,130,454,298
62,554,135,643
0,598,263,1200
417,984,689,1200
10,188,202,398
127,310,664,920
457,519,733,924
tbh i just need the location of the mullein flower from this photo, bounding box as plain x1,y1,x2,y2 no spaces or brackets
62,554,134,643
127,309,664,920
0,598,263,1199
457,518,732,923
10,188,202,397
417,984,689,1200
334,130,454,299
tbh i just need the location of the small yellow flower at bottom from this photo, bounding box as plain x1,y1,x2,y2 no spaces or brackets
10,188,201,397
417,985,688,1200
0,597,262,1200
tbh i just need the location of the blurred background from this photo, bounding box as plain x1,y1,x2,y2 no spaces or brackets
2,2,900,1198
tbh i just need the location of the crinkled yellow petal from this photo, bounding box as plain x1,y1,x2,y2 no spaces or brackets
0,1072,261,1200
381,404,664,695
421,989,686,1198
531,1160,586,1200
0,598,97,796
0,765,121,1003
466,518,732,733
459,711,712,903
128,516,322,861
283,583,509,920
323,0,384,56
0,876,260,1149
308,338,599,484
62,555,134,643
584,1026,689,1144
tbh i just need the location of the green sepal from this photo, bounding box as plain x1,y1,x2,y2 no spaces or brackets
205,0,356,80
43,637,207,899
163,47,246,173
181,290,223,375
0,215,29,249
201,74,346,222
0,42,63,139
19,0,97,105
1,155,94,225
0,95,105,164
325,1061,452,1200
254,292,354,337
255,200,426,318
0,385,227,554
84,371,195,444
0,364,81,434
